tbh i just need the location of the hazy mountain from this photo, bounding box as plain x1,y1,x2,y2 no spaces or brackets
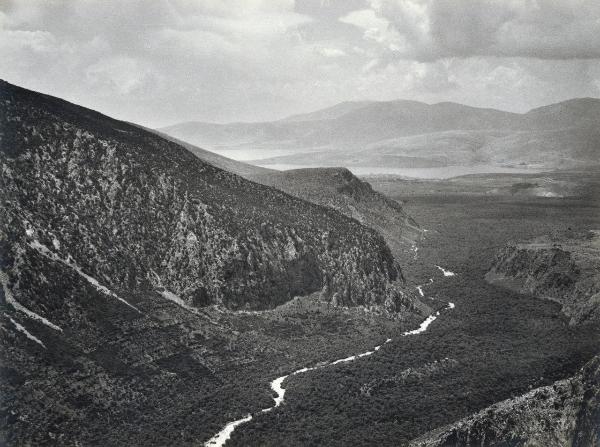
281,100,375,122
524,97,600,129
160,98,600,170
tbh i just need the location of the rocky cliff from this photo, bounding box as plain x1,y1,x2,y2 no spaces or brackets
249,167,422,255
486,231,600,325
409,355,600,447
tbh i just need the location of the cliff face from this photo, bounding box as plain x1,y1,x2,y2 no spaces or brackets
486,231,600,325
409,355,600,447
0,79,412,313
249,167,422,256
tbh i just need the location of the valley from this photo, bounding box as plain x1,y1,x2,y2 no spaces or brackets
1,80,599,447
3,3,600,446
207,278,456,447
223,170,600,446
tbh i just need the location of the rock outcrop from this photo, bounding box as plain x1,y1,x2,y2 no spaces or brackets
409,355,600,447
486,231,600,325
249,167,422,255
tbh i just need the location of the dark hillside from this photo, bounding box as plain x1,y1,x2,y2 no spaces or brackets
0,80,426,445
250,167,422,256
0,79,410,312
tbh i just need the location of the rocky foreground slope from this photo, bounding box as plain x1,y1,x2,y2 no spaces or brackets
410,355,600,447
486,231,600,325
0,80,424,445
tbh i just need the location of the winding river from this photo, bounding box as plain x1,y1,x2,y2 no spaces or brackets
205,267,457,447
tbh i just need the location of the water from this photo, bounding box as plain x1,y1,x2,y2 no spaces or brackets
252,164,545,179
435,265,456,276
205,303,454,446
205,266,458,447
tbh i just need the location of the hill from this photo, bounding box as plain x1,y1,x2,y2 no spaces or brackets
140,130,423,258
248,168,422,256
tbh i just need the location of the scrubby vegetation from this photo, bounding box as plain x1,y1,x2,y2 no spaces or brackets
249,167,422,257
0,79,411,312
227,175,600,446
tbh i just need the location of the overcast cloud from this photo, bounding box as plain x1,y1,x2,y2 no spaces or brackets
2,0,600,127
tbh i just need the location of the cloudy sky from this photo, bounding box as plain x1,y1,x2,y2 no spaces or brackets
2,0,600,127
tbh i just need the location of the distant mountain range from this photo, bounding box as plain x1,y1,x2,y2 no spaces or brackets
160,98,600,170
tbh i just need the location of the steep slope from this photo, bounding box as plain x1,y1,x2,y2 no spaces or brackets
0,80,427,445
248,168,422,255
486,231,600,325
139,131,422,258
160,98,600,171
0,79,411,312
410,355,600,447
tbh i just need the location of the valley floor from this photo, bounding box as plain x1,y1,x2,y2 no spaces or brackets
217,171,600,446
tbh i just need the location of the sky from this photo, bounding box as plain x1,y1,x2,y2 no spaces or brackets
2,0,600,127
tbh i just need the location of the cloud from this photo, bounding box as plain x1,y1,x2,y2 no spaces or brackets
360,0,600,61
0,0,320,125
0,0,599,126
340,8,406,50
317,46,346,57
